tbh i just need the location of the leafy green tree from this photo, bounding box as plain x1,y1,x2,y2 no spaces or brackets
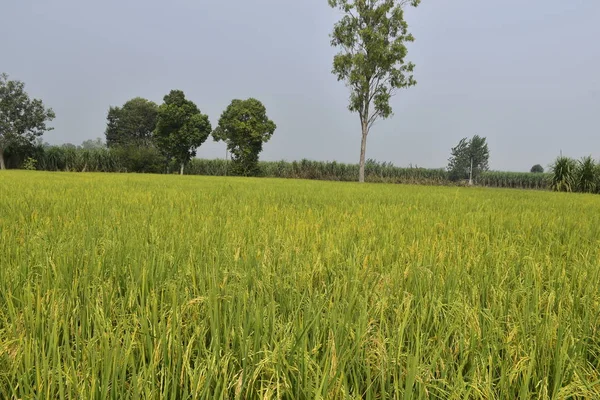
0,73,55,169
105,97,158,148
154,90,211,175
447,135,490,184
530,164,544,173
329,0,420,182
213,98,276,176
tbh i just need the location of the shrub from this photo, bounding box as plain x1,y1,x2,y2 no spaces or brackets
111,145,165,173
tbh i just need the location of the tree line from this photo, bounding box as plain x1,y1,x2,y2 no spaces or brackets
0,75,276,176
5,71,597,194
106,91,276,175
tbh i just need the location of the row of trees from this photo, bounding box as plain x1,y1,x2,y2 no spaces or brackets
106,92,276,175
0,73,277,175
2,72,591,195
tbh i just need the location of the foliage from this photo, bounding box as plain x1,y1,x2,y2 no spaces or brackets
110,144,166,173
478,171,550,190
16,144,600,195
36,146,121,172
550,156,577,193
328,0,420,182
2,145,558,190
186,157,449,184
447,135,490,183
213,98,276,176
530,164,544,173
576,156,597,194
22,157,38,170
0,73,55,169
154,90,211,174
105,97,158,148
1,172,600,398
2,140,44,169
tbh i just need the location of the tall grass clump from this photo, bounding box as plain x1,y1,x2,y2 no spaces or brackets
576,156,597,193
1,171,599,398
550,156,577,192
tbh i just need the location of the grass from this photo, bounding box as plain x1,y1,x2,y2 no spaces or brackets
1,171,599,399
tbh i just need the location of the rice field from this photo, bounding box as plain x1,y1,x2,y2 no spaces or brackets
1,171,599,399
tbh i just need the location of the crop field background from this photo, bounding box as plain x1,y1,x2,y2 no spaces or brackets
1,171,599,399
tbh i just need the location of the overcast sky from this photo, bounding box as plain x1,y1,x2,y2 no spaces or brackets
3,0,599,171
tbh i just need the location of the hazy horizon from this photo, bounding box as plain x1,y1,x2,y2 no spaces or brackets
3,0,599,172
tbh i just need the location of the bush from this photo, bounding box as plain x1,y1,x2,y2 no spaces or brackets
22,157,38,170
111,145,165,173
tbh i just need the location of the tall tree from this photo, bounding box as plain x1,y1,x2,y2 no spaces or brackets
329,0,420,183
0,73,55,170
105,97,158,148
447,135,490,184
213,98,276,176
154,90,211,175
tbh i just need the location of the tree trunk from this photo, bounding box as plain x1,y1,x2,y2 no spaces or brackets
468,157,473,186
359,120,368,183
0,148,5,170
180,163,184,175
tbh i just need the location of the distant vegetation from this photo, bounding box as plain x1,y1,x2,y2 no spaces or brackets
550,155,600,194
530,164,544,173
447,135,490,184
4,143,554,189
2,61,598,195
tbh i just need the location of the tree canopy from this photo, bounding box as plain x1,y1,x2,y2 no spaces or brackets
105,97,158,148
213,98,276,176
329,0,420,182
447,135,490,184
0,73,55,169
530,164,544,173
154,90,211,175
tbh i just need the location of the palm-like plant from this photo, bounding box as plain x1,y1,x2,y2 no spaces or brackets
576,156,597,193
550,156,577,192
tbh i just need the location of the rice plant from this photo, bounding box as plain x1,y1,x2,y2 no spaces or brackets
1,171,599,399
